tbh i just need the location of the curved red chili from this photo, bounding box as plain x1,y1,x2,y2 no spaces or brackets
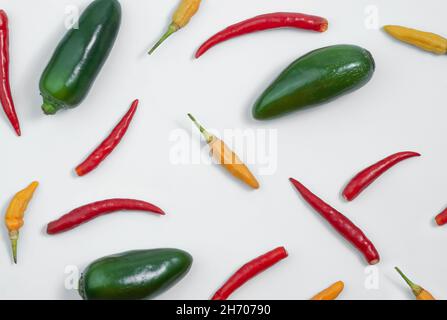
211,247,288,300
195,12,328,58
435,208,447,226
46,199,165,234
343,151,421,201
289,178,380,265
0,10,21,136
76,99,138,176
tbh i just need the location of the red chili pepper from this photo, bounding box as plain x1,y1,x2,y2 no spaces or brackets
76,99,138,176
435,208,447,226
195,12,328,58
289,178,380,265
211,247,288,300
46,199,165,234
0,10,21,136
342,151,421,201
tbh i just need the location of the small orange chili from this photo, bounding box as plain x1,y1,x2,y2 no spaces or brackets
188,114,259,189
311,281,344,300
395,267,435,300
4,181,38,264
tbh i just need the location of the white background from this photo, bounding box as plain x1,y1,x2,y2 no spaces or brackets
0,0,446,300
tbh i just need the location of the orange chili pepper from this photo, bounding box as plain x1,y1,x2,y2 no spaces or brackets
149,0,202,54
395,267,435,300
4,181,38,264
188,114,259,189
311,281,344,300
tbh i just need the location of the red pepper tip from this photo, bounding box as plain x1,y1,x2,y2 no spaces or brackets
211,293,223,300
407,151,421,157
289,177,302,188
342,191,353,202
195,51,202,59
46,224,56,235
369,258,380,265
320,21,329,32
277,246,289,258
435,215,445,226
75,167,85,177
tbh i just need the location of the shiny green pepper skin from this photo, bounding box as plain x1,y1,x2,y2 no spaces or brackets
39,0,121,115
253,45,375,120
79,249,193,300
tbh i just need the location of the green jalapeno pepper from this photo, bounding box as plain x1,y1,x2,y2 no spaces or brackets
79,249,193,300
253,45,375,120
39,0,121,115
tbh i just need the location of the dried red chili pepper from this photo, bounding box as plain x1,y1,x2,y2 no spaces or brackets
76,99,138,176
46,198,165,234
195,12,328,58
289,178,380,265
435,208,447,226
343,151,421,201
211,247,288,300
0,10,21,136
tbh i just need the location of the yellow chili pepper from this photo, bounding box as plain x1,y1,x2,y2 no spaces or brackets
188,114,260,189
311,281,344,300
4,181,39,264
149,0,202,55
383,25,447,55
395,267,435,300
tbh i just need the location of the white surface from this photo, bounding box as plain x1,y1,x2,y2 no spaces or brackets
0,0,446,300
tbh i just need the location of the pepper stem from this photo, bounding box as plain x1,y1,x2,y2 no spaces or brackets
41,101,58,115
395,267,422,296
187,114,214,144
148,23,179,55
9,230,18,264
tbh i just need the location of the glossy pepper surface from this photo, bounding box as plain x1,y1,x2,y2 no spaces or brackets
75,99,138,176
384,25,447,54
5,181,39,264
79,249,193,300
39,0,121,115
253,45,375,120
0,10,21,136
212,247,288,300
343,151,421,201
196,12,328,58
290,178,380,265
46,198,165,235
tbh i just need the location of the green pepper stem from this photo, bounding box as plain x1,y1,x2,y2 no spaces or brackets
187,114,214,144
148,23,179,55
41,101,58,115
395,267,422,296
9,231,18,264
